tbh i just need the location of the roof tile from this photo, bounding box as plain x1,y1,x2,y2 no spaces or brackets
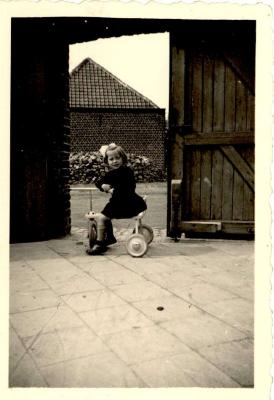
69,58,158,109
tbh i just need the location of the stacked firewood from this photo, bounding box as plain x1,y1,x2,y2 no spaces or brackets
69,152,166,184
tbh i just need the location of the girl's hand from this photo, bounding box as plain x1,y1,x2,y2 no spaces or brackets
101,184,112,193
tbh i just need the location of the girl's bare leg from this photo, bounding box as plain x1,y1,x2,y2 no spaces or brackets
95,213,109,242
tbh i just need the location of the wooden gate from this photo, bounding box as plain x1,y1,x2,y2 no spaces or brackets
168,25,255,237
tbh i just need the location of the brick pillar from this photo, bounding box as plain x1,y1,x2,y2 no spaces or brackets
10,21,71,242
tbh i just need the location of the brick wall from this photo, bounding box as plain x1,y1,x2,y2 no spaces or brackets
70,109,166,169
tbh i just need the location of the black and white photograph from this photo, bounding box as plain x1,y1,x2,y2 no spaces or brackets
0,1,272,398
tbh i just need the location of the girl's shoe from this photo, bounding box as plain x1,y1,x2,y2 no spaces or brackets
104,220,117,246
104,235,117,246
86,241,107,255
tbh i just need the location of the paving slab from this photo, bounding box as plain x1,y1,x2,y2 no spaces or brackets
10,265,49,293
39,351,146,387
110,280,171,302
88,267,145,287
9,327,26,374
9,352,47,387
80,303,154,336
132,294,202,324
28,326,109,367
8,233,254,388
10,288,61,313
159,311,247,349
10,305,84,339
169,281,238,307
101,325,190,365
131,351,240,387
201,298,254,336
61,289,126,312
198,338,254,387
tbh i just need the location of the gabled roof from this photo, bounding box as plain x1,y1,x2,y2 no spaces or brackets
69,58,158,109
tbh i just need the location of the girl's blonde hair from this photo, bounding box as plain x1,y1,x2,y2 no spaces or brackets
104,143,128,165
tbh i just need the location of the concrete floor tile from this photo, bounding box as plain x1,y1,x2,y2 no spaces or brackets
65,253,111,264
143,270,203,290
10,268,49,293
9,353,47,387
89,269,144,287
110,254,151,266
61,289,126,312
10,243,56,261
102,325,190,365
224,284,254,301
160,312,247,349
110,281,171,302
9,327,26,373
190,252,252,272
202,298,253,335
131,356,197,387
118,259,186,275
209,241,254,257
166,352,240,387
10,289,62,313
80,304,153,335
132,295,201,323
198,339,254,387
30,261,81,282
10,306,84,339
170,282,237,307
40,351,146,387
200,270,253,297
78,259,126,274
10,260,31,270
29,326,109,367
47,274,104,295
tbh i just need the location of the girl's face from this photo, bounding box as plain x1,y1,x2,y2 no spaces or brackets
107,149,123,169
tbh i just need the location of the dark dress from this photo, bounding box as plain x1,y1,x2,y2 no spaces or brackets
95,165,147,219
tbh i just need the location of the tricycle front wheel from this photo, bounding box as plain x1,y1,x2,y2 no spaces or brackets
126,233,148,257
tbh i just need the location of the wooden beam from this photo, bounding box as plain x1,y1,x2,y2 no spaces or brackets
220,145,254,191
170,180,182,238
183,132,254,146
222,221,254,235
180,221,222,233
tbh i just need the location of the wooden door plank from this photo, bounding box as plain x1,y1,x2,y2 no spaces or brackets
235,79,247,131
192,53,203,133
183,150,192,219
237,145,254,172
232,170,244,220
222,156,234,220
220,145,254,191
222,51,255,95
213,57,225,132
211,149,223,219
200,150,212,219
246,91,255,132
224,65,236,132
190,149,201,219
203,55,213,133
243,182,254,220
170,45,186,128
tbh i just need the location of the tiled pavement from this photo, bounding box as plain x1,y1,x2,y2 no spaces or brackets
9,227,254,388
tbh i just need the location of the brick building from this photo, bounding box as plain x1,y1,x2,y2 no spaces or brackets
69,58,166,168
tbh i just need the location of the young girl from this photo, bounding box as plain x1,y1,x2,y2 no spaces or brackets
87,143,147,255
